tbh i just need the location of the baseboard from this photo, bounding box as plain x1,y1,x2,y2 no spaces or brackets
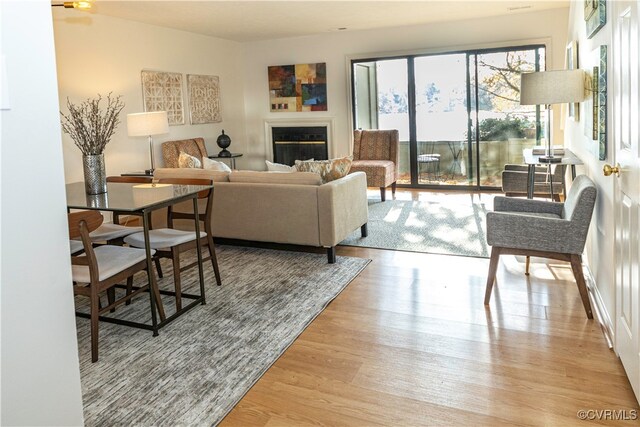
583,263,615,349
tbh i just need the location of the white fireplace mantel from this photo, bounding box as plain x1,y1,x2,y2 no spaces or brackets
264,117,336,162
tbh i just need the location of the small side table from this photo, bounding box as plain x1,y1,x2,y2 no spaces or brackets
208,153,243,169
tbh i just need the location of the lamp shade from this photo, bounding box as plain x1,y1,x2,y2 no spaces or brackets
127,111,169,137
520,70,585,105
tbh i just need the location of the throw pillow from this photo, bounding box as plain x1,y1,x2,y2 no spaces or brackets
294,156,353,183
265,160,296,172
203,157,232,172
178,151,202,169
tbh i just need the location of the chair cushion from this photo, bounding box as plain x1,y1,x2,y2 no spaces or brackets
124,228,207,249
89,223,143,242
72,245,153,283
70,240,84,255
350,160,395,188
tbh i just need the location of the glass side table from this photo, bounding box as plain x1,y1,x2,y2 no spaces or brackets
208,153,243,169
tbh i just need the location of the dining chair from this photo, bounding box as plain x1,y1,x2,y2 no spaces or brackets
69,210,158,362
86,176,151,244
124,178,222,310
101,176,164,281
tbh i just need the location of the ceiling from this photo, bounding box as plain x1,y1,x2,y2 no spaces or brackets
88,0,570,43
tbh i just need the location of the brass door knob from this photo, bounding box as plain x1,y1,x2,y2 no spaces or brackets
603,163,621,177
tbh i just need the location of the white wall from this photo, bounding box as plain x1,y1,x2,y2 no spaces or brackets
52,11,247,181
1,1,84,425
564,3,615,321
241,8,570,171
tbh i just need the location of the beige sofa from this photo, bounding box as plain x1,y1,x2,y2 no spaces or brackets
152,168,369,263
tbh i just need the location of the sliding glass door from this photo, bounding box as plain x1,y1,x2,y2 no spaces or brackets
352,44,545,189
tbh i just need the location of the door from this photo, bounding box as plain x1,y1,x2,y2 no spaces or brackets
612,0,640,401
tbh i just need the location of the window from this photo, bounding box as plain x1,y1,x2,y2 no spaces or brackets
352,45,546,189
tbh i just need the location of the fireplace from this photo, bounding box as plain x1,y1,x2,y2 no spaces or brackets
272,126,328,166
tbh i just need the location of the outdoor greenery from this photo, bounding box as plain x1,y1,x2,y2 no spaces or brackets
478,117,530,141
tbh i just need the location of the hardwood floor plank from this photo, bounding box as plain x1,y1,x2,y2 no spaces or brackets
221,190,638,425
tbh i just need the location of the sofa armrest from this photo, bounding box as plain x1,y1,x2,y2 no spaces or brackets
493,196,564,216
317,172,368,247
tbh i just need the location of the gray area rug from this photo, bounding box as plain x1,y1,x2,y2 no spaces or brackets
341,197,491,258
77,245,369,426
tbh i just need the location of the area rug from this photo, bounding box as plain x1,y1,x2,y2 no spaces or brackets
76,245,369,426
341,196,491,258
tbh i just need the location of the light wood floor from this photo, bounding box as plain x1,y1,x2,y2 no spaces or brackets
221,191,639,426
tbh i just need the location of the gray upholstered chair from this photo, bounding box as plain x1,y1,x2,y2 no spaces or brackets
350,129,399,201
484,175,597,318
501,164,566,201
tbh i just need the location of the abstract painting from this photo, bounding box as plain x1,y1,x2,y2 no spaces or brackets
187,74,222,124
141,70,184,125
268,63,327,112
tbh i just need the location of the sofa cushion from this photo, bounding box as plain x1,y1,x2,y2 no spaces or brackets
178,151,202,168
229,171,322,185
203,157,232,172
295,156,353,183
265,160,296,172
153,167,230,182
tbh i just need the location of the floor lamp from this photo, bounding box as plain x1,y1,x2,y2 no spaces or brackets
127,111,169,175
520,70,585,163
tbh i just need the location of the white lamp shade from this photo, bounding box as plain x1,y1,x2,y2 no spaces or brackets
127,111,169,137
520,70,585,105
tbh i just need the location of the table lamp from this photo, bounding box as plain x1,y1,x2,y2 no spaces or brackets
520,69,585,162
127,111,169,175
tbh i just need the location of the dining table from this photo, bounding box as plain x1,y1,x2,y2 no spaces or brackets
66,181,212,335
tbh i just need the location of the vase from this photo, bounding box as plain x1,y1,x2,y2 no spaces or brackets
83,153,107,195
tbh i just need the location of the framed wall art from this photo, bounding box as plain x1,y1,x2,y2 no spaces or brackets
596,45,607,160
268,63,327,112
585,0,606,39
141,70,185,125
187,74,222,124
566,40,580,121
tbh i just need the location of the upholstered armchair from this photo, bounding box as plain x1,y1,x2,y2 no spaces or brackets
484,175,597,318
350,129,399,202
162,138,208,168
502,164,566,201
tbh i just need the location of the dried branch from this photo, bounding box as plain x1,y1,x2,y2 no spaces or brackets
60,93,125,155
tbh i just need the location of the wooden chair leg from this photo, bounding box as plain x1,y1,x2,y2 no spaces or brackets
391,182,397,195
525,256,531,275
380,187,386,202
207,235,222,287
484,247,501,305
125,276,133,305
569,254,593,319
361,223,368,238
90,291,100,363
107,288,116,313
154,258,164,279
171,248,182,311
